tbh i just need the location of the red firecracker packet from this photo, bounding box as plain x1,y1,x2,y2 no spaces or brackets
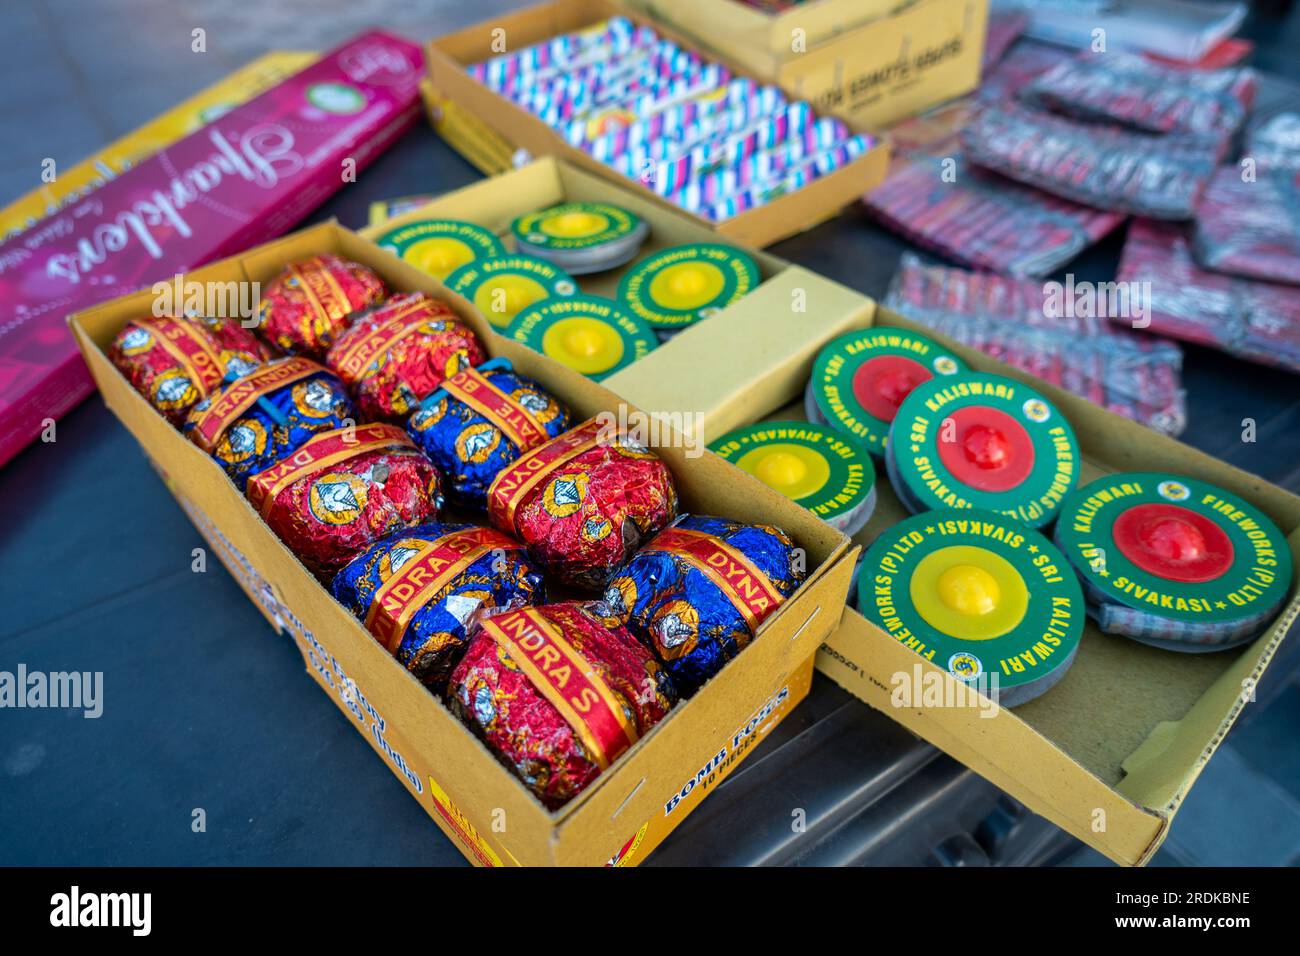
486,417,678,590
960,100,1225,219
1021,52,1256,136
447,602,676,809
884,253,1188,434
1117,219,1300,373
1193,166,1300,286
864,151,1125,276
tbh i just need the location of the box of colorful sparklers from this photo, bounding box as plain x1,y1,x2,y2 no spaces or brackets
66,220,857,867
360,157,871,389
612,297,1300,867
625,0,988,128
423,0,892,247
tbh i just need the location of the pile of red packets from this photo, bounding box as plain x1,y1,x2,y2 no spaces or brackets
869,25,1297,393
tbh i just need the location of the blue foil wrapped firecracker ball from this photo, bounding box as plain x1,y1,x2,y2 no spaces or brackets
596,514,805,696
406,357,571,508
332,523,545,690
184,356,356,491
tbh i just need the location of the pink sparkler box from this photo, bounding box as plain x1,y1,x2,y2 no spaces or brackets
0,30,425,469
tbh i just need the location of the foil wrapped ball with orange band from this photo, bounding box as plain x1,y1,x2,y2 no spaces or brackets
257,254,388,357
247,422,444,579
406,358,572,508
332,522,544,689
596,514,805,696
184,356,356,491
325,292,487,421
485,417,678,590
447,602,676,809
109,315,275,426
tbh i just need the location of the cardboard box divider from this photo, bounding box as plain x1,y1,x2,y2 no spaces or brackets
68,220,858,867
424,0,892,248
620,0,988,130
361,156,874,404
612,294,1300,866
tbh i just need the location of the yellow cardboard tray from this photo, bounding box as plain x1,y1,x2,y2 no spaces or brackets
68,220,858,867
610,292,1300,866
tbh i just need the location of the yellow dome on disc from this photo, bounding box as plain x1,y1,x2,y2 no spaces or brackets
475,275,549,328
649,261,725,311
541,211,609,238
734,443,830,501
541,318,625,375
911,545,1028,641
936,565,1002,617
406,237,476,280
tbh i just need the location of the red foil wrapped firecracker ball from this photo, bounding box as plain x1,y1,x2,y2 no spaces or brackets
326,292,486,421
246,422,444,579
486,417,678,590
109,315,275,426
257,254,388,357
448,602,676,809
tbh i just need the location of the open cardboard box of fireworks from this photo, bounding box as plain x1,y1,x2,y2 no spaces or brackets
67,220,858,867
360,157,872,390
612,296,1300,867
423,0,892,248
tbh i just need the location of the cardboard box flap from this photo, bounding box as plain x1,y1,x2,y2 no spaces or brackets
1119,591,1300,812
819,611,1168,865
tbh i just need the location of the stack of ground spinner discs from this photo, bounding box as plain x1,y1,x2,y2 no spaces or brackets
617,243,760,340
858,509,1086,707
506,294,658,381
444,254,578,330
511,202,649,274
887,372,1079,530
1055,472,1293,651
709,420,877,535
373,219,505,281
806,327,967,457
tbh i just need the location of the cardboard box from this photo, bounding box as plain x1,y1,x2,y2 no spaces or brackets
624,0,989,129
68,221,857,867
612,294,1300,866
361,156,872,417
423,0,892,248
0,51,317,241
0,31,424,472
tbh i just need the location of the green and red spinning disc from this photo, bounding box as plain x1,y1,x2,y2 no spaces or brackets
886,372,1079,530
1055,472,1293,651
806,327,966,456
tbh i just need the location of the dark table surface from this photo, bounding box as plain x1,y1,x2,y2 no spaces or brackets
2,2,1298,867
